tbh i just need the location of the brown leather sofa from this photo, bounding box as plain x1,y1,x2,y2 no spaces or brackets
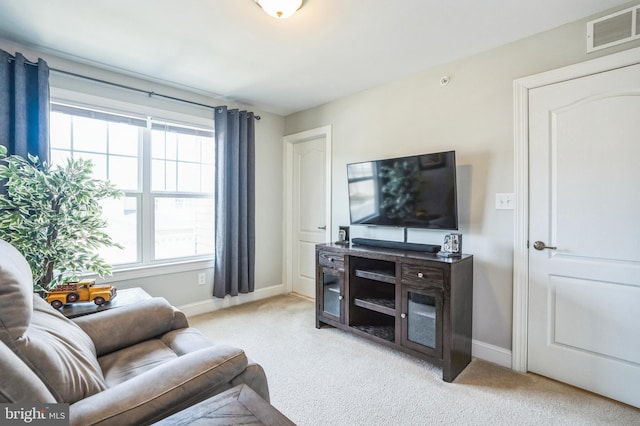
0,240,269,425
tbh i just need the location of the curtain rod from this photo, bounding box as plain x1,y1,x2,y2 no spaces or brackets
8,56,260,120
51,68,261,120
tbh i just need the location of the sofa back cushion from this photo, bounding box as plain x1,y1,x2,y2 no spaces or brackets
0,240,34,340
0,240,107,403
0,340,57,403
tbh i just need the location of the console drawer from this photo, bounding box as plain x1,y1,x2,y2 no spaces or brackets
401,264,443,288
318,251,344,270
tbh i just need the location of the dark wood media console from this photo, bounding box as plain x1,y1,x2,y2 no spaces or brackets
316,242,473,382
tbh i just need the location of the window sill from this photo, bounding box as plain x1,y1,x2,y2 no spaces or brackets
87,258,214,283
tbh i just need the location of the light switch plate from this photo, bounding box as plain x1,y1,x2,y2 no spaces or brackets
495,193,514,210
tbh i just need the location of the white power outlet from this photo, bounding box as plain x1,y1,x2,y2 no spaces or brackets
495,193,515,210
198,273,206,285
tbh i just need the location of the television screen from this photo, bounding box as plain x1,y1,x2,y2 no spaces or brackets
347,150,458,230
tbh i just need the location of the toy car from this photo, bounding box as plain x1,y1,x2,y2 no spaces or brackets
46,280,117,309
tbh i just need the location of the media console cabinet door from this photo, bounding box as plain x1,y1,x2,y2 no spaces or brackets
319,266,343,321
400,286,442,359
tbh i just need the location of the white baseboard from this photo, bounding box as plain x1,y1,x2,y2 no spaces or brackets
472,339,512,368
178,284,286,317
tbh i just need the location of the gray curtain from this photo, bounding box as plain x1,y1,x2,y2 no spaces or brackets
0,49,50,161
213,106,256,298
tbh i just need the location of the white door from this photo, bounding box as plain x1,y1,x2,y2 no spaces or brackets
527,63,640,408
292,137,327,297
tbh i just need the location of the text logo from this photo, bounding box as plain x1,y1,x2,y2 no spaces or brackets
1,404,69,425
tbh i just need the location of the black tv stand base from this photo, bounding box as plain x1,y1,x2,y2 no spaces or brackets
351,238,441,253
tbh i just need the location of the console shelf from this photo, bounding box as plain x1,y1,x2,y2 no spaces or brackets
316,242,473,382
352,324,395,342
354,269,395,284
353,297,395,316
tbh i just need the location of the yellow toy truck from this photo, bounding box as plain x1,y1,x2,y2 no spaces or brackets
46,280,117,309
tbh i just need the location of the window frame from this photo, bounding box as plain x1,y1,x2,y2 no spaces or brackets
49,90,215,282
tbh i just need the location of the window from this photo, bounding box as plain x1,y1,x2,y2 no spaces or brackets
50,103,215,268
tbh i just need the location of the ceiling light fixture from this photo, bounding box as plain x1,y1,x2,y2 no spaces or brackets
254,0,303,19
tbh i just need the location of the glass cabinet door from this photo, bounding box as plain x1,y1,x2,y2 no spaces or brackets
321,267,343,321
401,286,442,358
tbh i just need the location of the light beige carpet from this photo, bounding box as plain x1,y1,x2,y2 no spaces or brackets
189,295,639,426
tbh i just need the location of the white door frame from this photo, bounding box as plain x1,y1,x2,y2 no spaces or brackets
283,125,333,294
512,46,640,372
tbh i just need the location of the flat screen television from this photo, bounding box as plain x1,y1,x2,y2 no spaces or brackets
347,150,458,230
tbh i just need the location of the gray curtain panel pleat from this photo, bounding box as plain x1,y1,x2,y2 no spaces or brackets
0,49,50,162
213,107,256,298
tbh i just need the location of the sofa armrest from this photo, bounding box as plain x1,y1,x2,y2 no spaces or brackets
73,298,186,356
69,345,248,426
171,306,190,330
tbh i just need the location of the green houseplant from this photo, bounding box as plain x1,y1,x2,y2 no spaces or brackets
0,145,122,291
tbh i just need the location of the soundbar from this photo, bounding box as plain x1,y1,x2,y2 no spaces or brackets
351,238,441,253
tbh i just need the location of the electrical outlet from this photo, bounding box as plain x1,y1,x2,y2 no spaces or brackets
495,193,515,210
198,273,206,285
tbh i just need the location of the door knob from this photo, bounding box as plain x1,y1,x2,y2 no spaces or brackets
317,226,326,230
533,241,557,251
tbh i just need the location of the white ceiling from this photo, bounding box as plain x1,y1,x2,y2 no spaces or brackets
0,0,631,116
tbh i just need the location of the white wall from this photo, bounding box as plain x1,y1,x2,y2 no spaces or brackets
0,39,286,310
284,2,640,358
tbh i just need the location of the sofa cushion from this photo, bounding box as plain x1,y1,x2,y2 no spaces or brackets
0,240,34,341
99,339,179,387
0,241,107,403
17,297,108,403
99,327,223,387
0,340,56,403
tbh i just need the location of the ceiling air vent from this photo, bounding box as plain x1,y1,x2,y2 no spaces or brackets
587,4,640,52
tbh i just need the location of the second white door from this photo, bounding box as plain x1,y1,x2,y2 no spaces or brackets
292,136,327,297
527,63,640,408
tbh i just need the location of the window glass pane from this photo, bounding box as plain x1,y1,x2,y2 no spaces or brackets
151,124,214,194
165,133,178,160
165,161,177,192
108,123,139,156
100,196,138,265
177,134,200,162
177,162,201,192
152,159,178,192
73,116,107,153
202,138,214,163
154,197,214,260
151,129,166,159
75,152,108,181
50,149,70,167
109,156,138,191
152,159,166,191
50,112,71,150
202,165,214,193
